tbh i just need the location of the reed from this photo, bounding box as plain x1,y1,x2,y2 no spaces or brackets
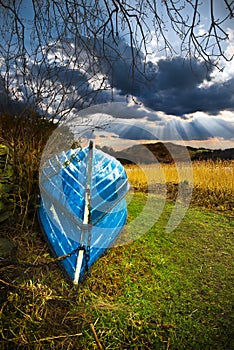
125,160,234,191
125,160,234,212
192,159,234,192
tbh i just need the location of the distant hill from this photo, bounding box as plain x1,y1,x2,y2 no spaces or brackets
99,142,234,164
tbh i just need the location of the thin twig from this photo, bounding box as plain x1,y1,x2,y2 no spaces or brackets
90,323,103,350
0,278,23,289
166,337,170,350
32,333,82,343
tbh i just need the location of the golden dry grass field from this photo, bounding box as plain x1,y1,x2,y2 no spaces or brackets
125,160,234,212
125,160,234,192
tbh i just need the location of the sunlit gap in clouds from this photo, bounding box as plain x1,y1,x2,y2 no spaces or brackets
60,100,234,153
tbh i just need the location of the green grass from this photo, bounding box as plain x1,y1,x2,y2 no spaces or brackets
1,194,234,349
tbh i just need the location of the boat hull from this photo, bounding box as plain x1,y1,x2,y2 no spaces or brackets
39,145,129,282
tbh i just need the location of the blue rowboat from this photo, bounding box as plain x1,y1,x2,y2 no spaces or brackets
39,141,129,284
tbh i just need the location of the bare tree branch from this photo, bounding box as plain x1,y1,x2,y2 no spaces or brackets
0,0,233,118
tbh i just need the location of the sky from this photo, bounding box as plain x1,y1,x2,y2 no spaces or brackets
0,1,234,150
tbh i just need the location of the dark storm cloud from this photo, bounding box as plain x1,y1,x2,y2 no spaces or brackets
151,57,211,90
141,74,234,116
100,44,234,116
1,36,233,125
148,59,233,116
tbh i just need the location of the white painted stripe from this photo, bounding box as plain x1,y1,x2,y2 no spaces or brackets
73,250,84,285
49,204,66,235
